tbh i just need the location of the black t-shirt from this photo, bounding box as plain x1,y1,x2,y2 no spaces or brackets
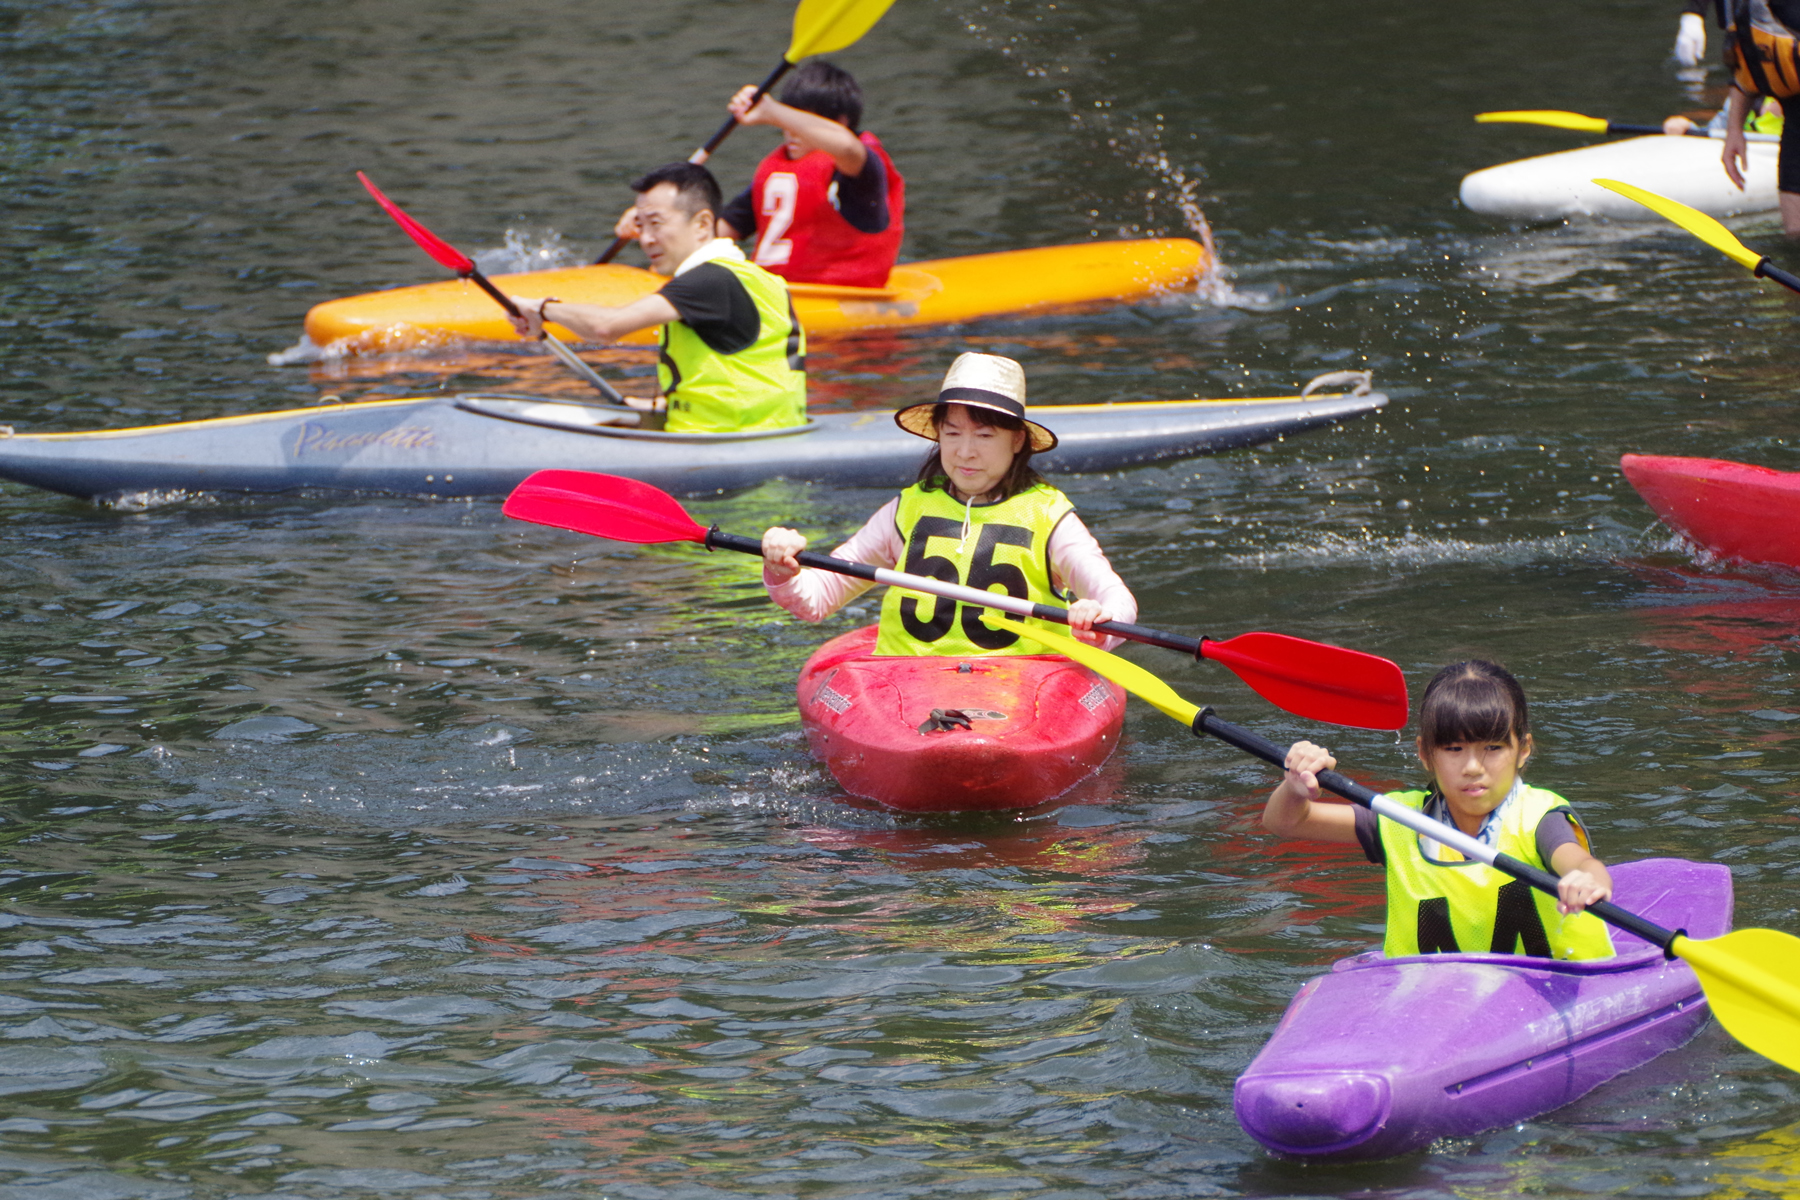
656,262,761,354
721,146,892,239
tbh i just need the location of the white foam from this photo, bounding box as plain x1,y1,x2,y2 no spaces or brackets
267,336,325,366
1225,528,1634,570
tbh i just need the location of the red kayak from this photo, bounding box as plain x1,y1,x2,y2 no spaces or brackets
1621,453,1800,570
795,625,1126,812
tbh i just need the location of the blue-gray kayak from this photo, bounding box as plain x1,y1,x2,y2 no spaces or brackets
0,377,1386,504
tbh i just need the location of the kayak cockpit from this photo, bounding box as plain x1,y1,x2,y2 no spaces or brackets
454,394,819,441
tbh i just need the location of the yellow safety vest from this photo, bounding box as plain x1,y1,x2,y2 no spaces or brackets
1379,784,1615,961
874,481,1074,658
657,256,807,434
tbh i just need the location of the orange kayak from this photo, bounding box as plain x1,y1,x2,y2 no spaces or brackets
300,238,1209,356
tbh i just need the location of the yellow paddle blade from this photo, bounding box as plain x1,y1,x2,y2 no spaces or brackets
1476,109,1609,134
787,0,897,60
1673,928,1800,1071
1012,623,1203,728
1593,178,1767,271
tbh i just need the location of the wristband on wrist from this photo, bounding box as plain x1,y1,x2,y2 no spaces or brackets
537,296,561,320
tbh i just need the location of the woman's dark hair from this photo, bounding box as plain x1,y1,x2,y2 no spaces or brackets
630,162,723,221
780,60,863,131
914,403,1044,502
1417,660,1530,756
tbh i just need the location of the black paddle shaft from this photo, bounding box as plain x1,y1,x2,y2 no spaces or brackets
1192,711,1683,953
1755,258,1800,293
594,60,796,265
702,528,1216,657
695,60,794,161
1608,121,1698,137
465,270,523,319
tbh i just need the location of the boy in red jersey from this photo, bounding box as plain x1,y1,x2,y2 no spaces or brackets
616,61,904,288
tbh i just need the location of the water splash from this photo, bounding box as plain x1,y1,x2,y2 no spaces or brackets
1226,528,1636,571
955,1,1224,296
471,227,580,276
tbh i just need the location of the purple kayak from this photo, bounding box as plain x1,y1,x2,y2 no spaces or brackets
1235,858,1731,1160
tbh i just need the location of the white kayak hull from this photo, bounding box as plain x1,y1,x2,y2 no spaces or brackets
1460,135,1780,222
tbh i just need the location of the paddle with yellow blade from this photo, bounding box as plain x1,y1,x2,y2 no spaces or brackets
1593,178,1800,292
1010,620,1800,1075
1476,109,1781,143
595,0,898,265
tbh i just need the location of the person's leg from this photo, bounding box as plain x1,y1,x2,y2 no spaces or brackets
1782,116,1800,235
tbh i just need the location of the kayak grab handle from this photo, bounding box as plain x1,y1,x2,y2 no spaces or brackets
1301,370,1373,398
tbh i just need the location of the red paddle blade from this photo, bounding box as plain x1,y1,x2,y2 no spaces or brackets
356,171,476,275
502,470,709,545
1204,633,1409,730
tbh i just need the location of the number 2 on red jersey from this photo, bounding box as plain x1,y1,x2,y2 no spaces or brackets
755,173,799,267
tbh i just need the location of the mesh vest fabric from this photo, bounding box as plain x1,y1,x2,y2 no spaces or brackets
1378,785,1615,961
657,256,807,433
750,133,905,288
873,481,1074,658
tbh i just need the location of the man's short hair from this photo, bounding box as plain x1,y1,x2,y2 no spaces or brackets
779,60,863,131
630,162,723,221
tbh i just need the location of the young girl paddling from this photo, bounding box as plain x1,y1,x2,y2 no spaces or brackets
1265,660,1615,960
760,352,1136,652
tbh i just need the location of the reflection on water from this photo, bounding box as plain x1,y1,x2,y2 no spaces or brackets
4,0,1800,1195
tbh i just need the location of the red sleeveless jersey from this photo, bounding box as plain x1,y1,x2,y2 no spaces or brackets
748,132,904,289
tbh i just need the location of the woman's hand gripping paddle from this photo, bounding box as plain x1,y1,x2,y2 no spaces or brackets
1594,178,1800,292
1009,623,1800,1076
501,469,1409,730
594,0,898,264
1476,110,1780,143
355,172,632,406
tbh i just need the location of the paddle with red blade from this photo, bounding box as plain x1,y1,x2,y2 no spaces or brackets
356,172,631,406
502,469,1410,730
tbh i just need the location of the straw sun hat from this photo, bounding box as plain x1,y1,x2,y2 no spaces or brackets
893,352,1058,453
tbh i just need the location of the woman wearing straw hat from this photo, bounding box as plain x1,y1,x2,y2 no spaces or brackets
761,352,1137,655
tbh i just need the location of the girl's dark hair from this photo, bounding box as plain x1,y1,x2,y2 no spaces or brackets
915,403,1045,502
1417,660,1530,755
780,60,863,131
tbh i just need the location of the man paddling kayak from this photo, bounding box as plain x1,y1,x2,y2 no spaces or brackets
510,163,806,433
759,352,1137,652
612,62,905,289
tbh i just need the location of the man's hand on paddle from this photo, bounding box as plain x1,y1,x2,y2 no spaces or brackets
612,205,642,244
506,298,553,341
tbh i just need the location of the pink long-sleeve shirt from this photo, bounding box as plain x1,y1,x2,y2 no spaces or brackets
763,496,1138,648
